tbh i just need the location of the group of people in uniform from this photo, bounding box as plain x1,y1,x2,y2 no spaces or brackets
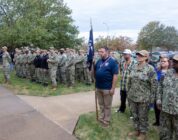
1,46,93,90
1,45,178,140
94,47,178,140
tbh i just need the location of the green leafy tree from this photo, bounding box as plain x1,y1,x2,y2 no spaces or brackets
137,21,178,51
95,36,135,51
162,26,178,51
0,0,82,50
137,21,165,51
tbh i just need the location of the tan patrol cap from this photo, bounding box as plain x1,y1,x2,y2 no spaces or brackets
2,46,7,50
173,54,178,61
79,49,84,52
136,50,149,57
49,46,54,50
60,48,65,51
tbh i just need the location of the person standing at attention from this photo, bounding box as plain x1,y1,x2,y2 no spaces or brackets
153,55,170,126
116,49,136,113
2,46,11,84
156,54,178,140
94,46,119,127
127,50,157,140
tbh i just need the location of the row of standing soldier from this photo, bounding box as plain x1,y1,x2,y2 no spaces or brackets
14,47,92,90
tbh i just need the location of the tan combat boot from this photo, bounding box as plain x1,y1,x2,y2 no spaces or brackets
51,85,57,91
128,130,140,137
6,80,11,84
4,79,7,84
137,132,146,140
101,120,110,128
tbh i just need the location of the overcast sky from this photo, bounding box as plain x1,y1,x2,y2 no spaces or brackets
64,0,178,42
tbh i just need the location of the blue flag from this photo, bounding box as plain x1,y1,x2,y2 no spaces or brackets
87,24,94,71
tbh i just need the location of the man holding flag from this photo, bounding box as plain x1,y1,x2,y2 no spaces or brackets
94,46,119,127
88,22,118,127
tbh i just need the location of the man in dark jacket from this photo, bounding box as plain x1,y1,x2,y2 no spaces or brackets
33,50,41,83
41,50,49,86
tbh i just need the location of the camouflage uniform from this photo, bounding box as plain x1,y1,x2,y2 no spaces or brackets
26,51,31,79
28,51,36,81
14,51,20,77
157,69,178,140
111,51,121,63
75,53,85,82
47,50,58,87
18,53,23,77
83,56,92,85
56,53,61,82
22,53,27,78
66,51,75,87
58,52,67,84
13,51,18,73
128,63,157,133
2,50,11,82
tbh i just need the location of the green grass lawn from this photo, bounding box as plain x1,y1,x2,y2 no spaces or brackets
0,67,120,96
0,69,95,96
74,109,159,140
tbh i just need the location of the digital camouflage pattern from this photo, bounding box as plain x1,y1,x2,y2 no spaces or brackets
127,63,157,133
66,53,75,86
28,52,36,80
47,51,59,87
157,69,178,115
157,69,178,140
18,53,23,77
129,99,149,133
58,53,67,84
159,111,178,140
83,56,92,84
128,63,157,103
2,51,11,82
75,54,85,82
13,48,93,88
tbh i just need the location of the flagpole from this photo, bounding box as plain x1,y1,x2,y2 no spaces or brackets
88,18,98,120
90,18,92,29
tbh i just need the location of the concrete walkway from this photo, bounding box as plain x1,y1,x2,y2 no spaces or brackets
18,89,120,134
0,86,77,140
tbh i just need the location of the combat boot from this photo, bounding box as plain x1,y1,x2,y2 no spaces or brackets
4,79,7,84
6,80,11,84
128,130,140,137
137,132,146,140
51,85,57,91
101,120,110,128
